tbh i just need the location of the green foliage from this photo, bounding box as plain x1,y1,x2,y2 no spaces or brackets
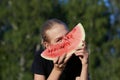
0,0,120,80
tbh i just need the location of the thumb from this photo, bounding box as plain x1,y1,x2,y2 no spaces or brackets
53,57,59,64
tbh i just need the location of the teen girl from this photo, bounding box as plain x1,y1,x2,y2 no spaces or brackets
31,19,89,80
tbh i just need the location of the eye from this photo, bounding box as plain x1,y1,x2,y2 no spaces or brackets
56,39,62,42
56,37,63,43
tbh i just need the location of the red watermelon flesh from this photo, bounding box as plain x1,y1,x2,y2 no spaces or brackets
41,23,85,60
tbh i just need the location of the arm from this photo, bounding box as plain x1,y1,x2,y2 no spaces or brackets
47,54,73,80
75,41,89,80
34,66,64,80
47,65,64,80
76,63,88,80
34,54,72,80
34,74,45,80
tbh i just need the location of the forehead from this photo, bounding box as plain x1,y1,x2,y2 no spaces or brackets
46,24,68,42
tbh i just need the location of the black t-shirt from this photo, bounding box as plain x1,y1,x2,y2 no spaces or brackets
31,50,82,80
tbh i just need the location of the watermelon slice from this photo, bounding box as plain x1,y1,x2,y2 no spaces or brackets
41,23,85,60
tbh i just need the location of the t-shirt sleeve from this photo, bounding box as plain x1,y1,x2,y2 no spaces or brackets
31,51,45,75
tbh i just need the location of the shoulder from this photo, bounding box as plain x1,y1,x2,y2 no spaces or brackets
32,49,53,66
31,49,53,76
34,50,44,61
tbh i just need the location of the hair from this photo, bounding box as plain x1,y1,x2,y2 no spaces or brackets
40,18,68,44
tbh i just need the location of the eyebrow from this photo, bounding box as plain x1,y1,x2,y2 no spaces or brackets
55,32,69,41
65,31,69,35
56,37,63,41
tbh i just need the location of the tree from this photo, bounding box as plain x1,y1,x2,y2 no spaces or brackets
0,0,53,80
62,0,120,80
0,0,120,80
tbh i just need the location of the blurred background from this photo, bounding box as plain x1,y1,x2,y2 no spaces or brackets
0,0,120,80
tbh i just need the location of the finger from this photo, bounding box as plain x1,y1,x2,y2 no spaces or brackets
82,40,87,48
76,44,84,50
82,40,86,44
76,52,84,59
75,52,84,56
76,43,86,51
77,46,88,53
76,48,85,51
58,54,66,65
76,48,83,51
76,50,88,55
64,53,73,64
78,52,89,59
75,49,85,54
75,50,88,58
53,57,59,64
58,63,66,68
82,43,86,48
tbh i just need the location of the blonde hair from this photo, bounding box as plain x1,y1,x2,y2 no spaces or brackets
40,18,68,44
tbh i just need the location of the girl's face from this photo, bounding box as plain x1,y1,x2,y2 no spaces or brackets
44,24,68,48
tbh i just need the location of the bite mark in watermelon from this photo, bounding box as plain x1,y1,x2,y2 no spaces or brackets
41,23,85,60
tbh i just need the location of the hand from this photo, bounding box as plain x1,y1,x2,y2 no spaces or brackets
53,53,73,71
75,41,89,65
